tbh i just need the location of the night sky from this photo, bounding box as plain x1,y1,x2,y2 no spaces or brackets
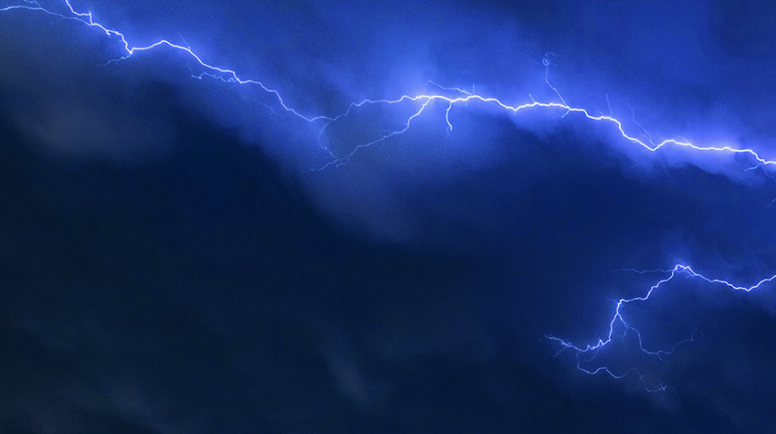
2,0,776,432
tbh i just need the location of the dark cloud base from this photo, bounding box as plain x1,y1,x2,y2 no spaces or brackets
2,87,773,432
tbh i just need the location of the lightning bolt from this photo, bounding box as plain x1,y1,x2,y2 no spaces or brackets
4,0,776,390
547,265,776,390
4,0,776,170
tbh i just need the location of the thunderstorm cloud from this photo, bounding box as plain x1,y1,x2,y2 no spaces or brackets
1,0,776,432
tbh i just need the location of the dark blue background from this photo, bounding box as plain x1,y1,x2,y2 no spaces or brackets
2,0,776,432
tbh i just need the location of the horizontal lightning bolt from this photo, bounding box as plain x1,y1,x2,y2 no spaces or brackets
3,0,776,172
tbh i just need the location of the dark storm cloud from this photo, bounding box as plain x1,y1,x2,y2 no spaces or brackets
2,0,776,433
0,9,178,162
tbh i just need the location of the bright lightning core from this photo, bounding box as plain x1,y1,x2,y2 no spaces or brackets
4,0,776,391
5,0,776,171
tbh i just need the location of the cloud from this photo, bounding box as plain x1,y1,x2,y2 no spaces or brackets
3,1,776,431
0,9,176,163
